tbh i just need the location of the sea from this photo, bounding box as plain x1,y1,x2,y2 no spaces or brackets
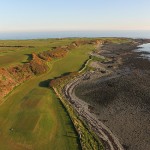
137,43,150,60
0,30,150,40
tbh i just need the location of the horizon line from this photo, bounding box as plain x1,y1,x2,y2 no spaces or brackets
1,29,150,33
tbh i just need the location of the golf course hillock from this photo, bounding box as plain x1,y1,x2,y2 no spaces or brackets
0,39,95,100
0,38,104,150
29,53,48,75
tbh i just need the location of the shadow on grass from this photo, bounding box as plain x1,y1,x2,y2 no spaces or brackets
22,54,32,64
63,134,77,139
25,54,32,61
39,72,82,149
57,99,82,150
39,72,71,88
39,79,51,88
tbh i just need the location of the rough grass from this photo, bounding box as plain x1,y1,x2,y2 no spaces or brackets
0,40,94,150
0,38,77,67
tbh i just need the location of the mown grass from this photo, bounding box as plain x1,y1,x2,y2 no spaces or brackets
102,37,132,44
0,38,78,67
0,40,94,150
0,37,131,67
51,75,104,150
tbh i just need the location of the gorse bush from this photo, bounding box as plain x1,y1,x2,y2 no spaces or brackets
29,53,48,75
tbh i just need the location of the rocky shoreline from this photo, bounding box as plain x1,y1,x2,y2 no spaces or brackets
62,39,150,150
63,73,124,150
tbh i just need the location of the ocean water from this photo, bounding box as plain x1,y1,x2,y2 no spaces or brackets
137,43,150,60
0,30,150,40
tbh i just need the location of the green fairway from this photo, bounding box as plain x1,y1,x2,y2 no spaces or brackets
0,38,77,67
0,40,94,150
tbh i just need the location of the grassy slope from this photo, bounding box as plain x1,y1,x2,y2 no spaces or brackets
0,37,131,67
0,43,94,150
0,38,76,67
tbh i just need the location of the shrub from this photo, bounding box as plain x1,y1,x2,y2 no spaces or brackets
29,53,48,75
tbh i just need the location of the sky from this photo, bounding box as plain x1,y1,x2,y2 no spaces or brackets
0,0,150,32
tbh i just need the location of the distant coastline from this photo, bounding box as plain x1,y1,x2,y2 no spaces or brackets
0,30,150,40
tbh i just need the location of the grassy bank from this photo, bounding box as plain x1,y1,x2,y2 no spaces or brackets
51,75,104,150
0,39,94,150
0,38,77,67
